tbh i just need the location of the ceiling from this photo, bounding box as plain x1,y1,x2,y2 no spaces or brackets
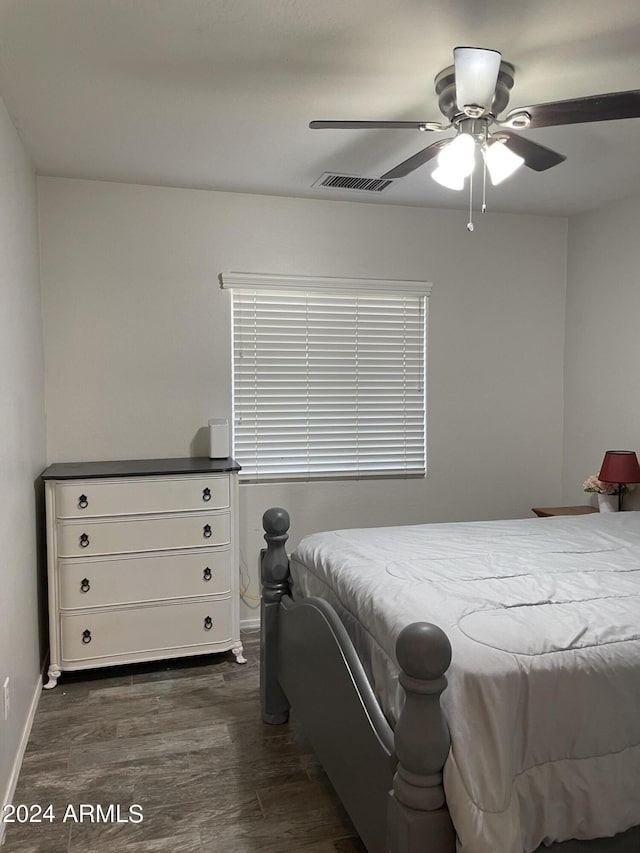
1,0,640,217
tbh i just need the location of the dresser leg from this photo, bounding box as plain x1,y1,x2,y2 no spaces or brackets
232,643,247,665
44,667,61,689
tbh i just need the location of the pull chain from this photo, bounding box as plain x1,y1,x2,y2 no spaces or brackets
467,169,474,232
482,127,488,214
482,160,487,213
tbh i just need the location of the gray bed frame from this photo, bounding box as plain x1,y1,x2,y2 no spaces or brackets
260,507,640,853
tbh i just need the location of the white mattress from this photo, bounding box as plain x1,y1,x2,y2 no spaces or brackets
290,512,640,853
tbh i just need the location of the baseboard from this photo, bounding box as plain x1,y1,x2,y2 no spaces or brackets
240,617,260,633
0,672,42,845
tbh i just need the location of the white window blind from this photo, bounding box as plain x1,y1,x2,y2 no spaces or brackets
222,273,430,482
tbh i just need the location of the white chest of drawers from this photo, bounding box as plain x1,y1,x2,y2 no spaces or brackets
41,457,245,688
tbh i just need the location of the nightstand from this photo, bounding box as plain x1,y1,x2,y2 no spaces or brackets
531,505,598,518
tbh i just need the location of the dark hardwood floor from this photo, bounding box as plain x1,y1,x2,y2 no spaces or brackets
3,634,366,852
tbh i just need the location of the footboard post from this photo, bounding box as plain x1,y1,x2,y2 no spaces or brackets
388,622,456,853
260,507,291,725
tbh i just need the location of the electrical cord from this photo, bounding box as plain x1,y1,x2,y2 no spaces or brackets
239,547,261,607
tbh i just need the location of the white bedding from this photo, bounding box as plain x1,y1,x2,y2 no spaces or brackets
289,512,640,853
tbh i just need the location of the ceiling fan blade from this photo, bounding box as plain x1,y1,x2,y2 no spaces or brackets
505,89,640,129
497,131,566,171
309,120,434,130
380,139,451,180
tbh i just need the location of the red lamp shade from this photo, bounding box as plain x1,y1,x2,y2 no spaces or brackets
598,450,640,484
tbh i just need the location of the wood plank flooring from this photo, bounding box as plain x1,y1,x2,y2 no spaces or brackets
3,635,366,852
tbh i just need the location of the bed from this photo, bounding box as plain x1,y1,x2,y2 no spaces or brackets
259,508,640,853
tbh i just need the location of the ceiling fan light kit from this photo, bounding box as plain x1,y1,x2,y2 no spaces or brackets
310,46,640,230
437,132,476,177
431,165,465,191
453,47,502,117
482,139,525,185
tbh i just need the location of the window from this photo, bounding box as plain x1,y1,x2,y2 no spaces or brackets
221,273,431,482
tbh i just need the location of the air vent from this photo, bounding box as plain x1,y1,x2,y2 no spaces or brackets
312,173,394,193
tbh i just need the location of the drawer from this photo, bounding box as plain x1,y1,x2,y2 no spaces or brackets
58,548,232,609
60,599,232,663
55,475,230,519
56,511,230,557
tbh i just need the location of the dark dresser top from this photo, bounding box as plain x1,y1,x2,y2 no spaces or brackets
41,457,241,481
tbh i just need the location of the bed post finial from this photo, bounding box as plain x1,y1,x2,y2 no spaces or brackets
388,622,456,853
262,507,290,600
260,507,291,725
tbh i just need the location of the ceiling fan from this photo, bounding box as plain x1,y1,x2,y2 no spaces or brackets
310,47,640,227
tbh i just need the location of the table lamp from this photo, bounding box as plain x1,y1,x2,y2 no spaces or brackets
598,450,640,511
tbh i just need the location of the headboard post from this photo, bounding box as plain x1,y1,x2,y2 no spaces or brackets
260,507,292,724
388,622,456,853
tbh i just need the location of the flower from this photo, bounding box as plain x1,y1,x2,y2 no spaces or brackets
583,475,635,495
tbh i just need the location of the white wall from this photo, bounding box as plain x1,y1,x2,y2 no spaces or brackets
0,98,45,816
38,177,568,621
563,192,640,509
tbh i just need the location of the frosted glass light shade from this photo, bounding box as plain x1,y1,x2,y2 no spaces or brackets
454,47,501,114
431,166,465,190
483,140,524,185
437,133,476,177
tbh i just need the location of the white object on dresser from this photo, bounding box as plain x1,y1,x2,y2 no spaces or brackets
41,457,245,689
208,418,229,459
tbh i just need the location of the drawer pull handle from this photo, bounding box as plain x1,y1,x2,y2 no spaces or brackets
202,487,211,502
78,494,89,509
80,578,91,593
203,567,212,581
203,524,212,539
82,629,92,644
204,616,213,631
79,533,90,548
